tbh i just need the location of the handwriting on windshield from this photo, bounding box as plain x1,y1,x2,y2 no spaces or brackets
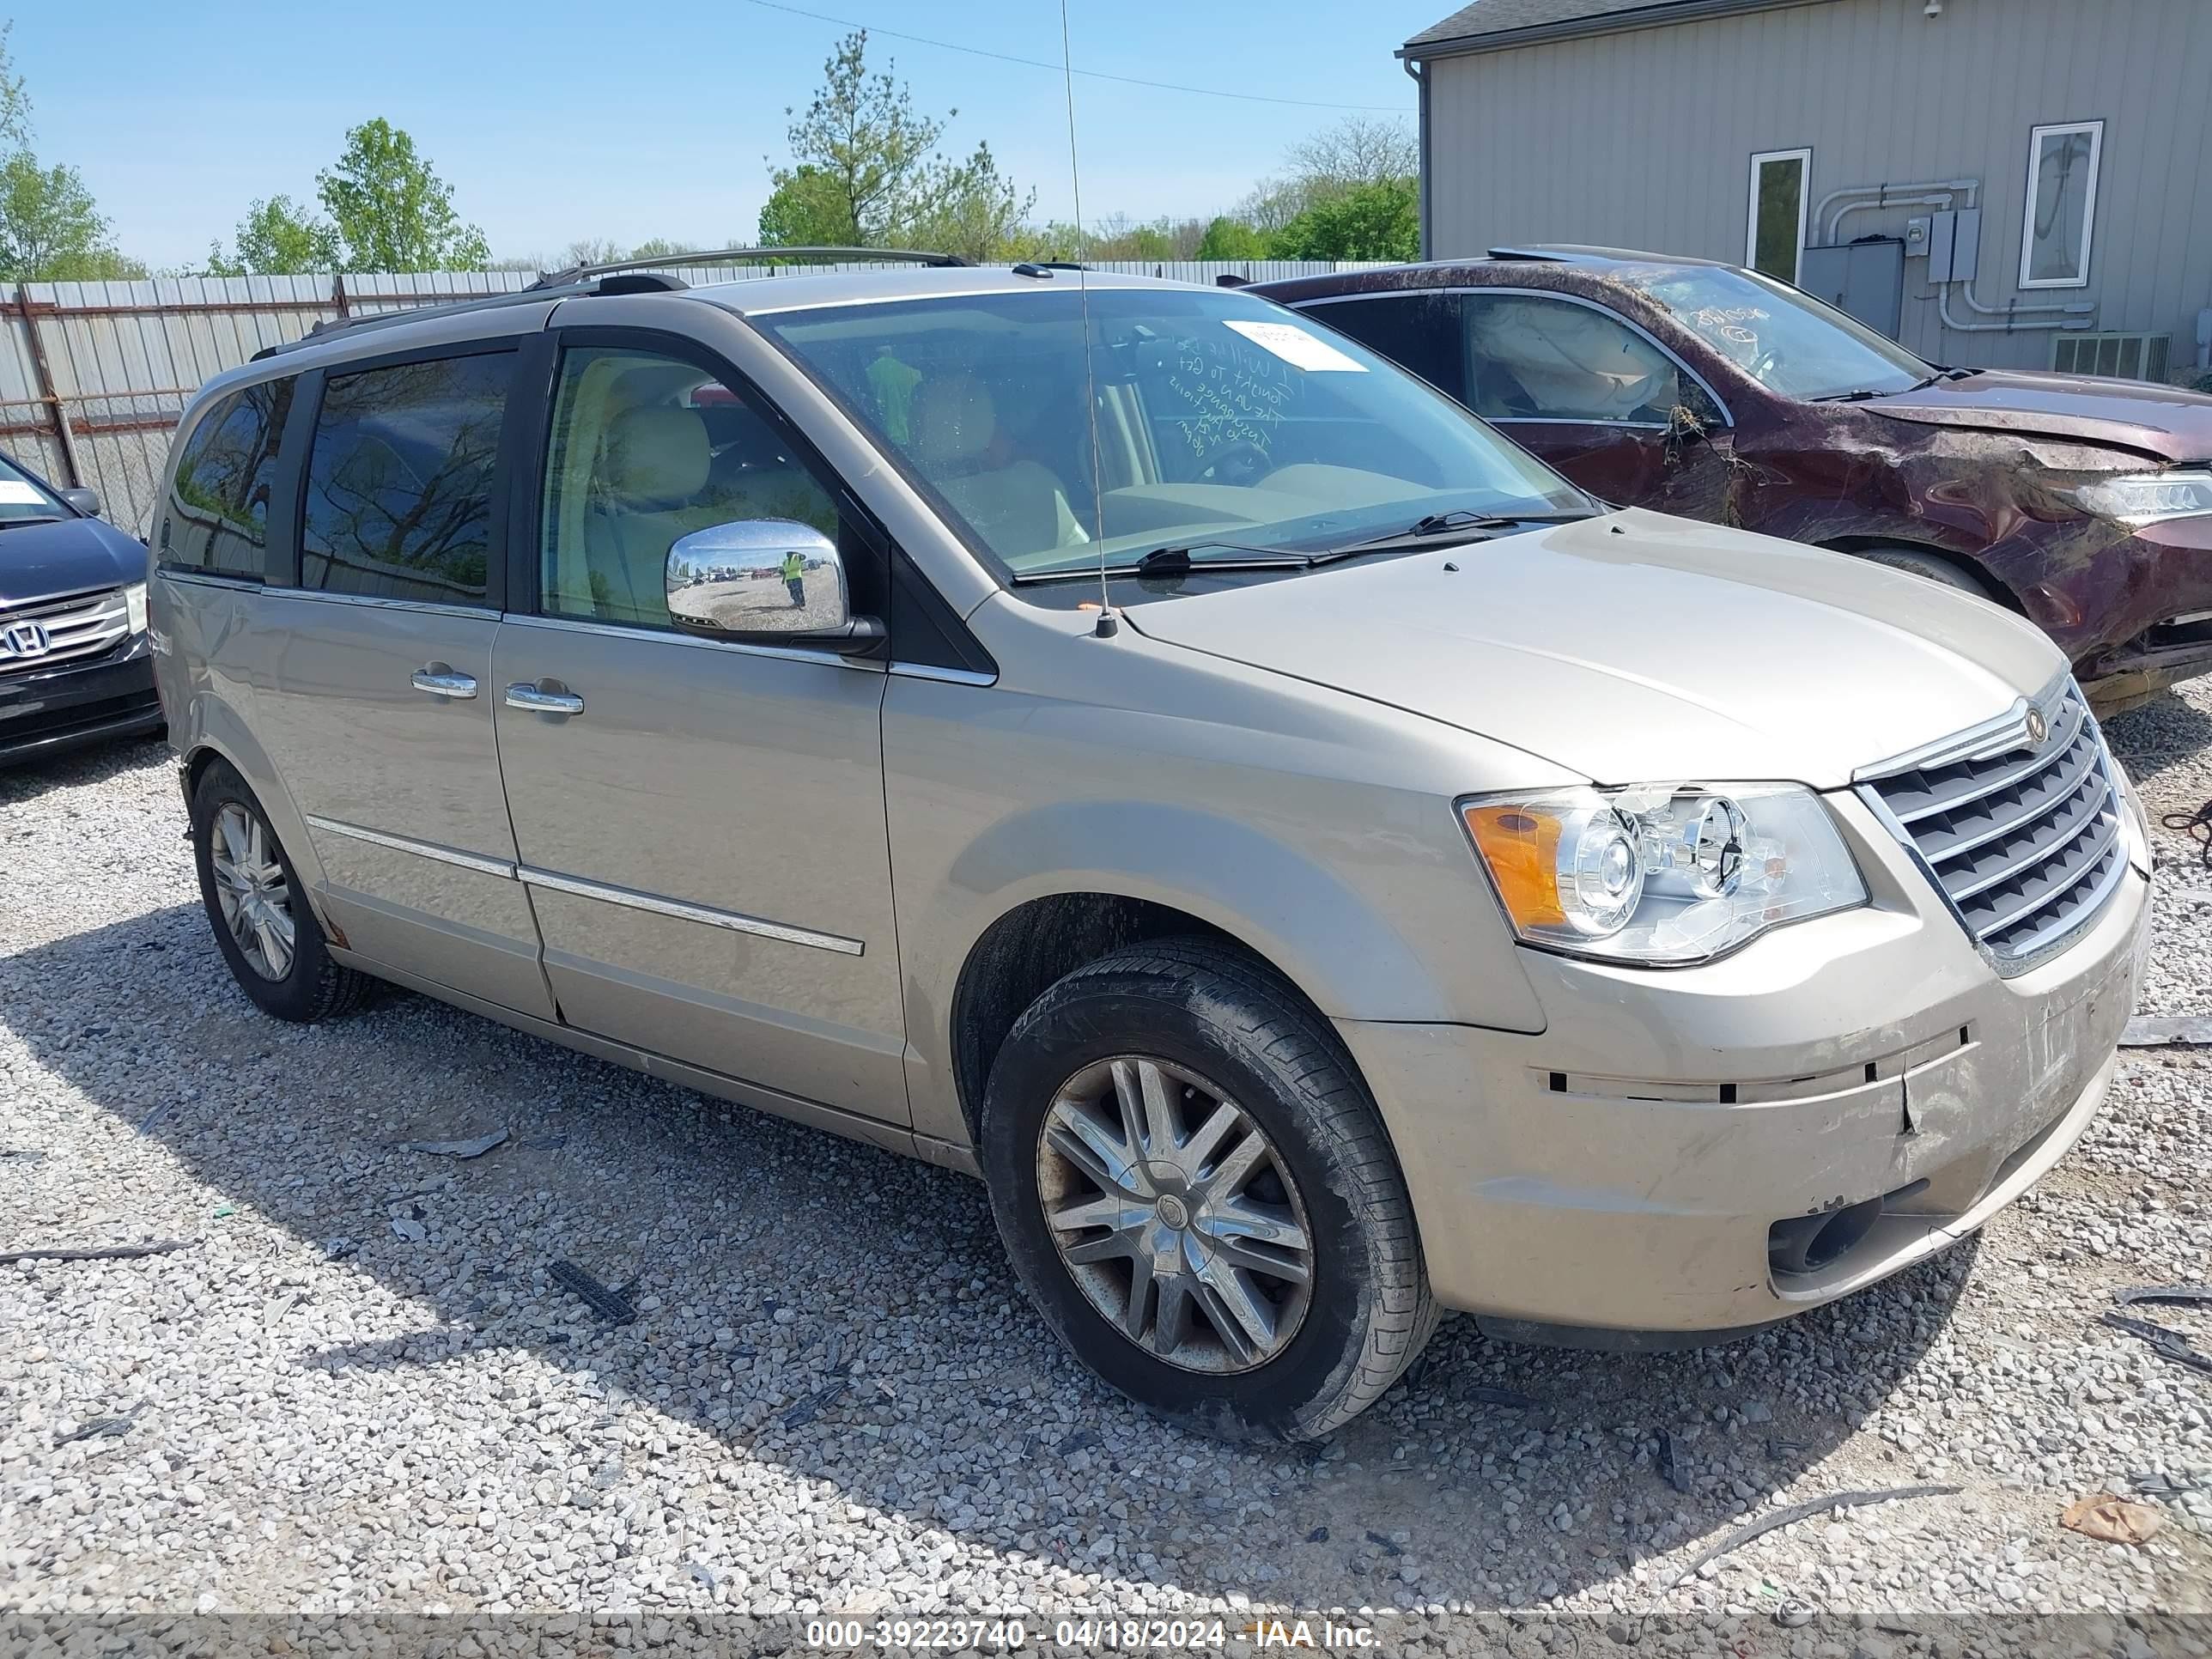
1166,337,1297,464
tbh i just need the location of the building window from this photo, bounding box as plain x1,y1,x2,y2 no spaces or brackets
2020,120,2102,289
1746,149,1810,283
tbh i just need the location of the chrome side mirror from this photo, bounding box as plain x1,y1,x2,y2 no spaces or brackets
665,519,882,652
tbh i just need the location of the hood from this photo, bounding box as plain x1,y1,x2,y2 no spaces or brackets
1127,509,2065,788
0,515,147,608
1863,368,2212,462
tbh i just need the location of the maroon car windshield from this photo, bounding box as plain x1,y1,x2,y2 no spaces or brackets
1619,265,1935,403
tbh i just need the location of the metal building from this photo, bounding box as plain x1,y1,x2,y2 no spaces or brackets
1401,0,2212,375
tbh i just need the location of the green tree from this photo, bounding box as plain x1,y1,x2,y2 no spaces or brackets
0,151,131,280
1285,116,1417,198
0,21,28,149
1268,178,1419,261
760,31,1031,255
316,118,490,271
906,143,1034,263
205,195,341,275
757,164,858,247
1194,216,1267,259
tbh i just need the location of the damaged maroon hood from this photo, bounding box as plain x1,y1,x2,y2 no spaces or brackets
1863,369,2212,463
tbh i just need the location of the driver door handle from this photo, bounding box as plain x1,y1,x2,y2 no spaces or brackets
410,666,477,699
505,683,585,716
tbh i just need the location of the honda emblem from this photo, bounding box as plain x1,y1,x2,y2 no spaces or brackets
2,620,51,659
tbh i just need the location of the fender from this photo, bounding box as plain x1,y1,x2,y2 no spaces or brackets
900,797,1549,1150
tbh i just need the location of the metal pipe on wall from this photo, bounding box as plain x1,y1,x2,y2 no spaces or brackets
1937,284,2094,332
1816,179,1979,242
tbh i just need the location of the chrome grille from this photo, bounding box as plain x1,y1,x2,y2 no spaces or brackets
1858,679,2128,974
0,587,131,676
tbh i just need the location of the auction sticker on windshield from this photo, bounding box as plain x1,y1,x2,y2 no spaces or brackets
1224,319,1367,373
0,481,45,505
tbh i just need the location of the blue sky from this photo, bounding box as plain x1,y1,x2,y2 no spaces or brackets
18,0,1445,270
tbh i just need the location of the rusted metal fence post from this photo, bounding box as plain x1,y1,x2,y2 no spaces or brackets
14,285,87,489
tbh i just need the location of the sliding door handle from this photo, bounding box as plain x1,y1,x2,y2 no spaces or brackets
505,682,585,716
410,666,477,699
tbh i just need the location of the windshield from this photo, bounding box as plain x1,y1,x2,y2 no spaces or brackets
1620,264,1935,401
0,451,66,526
756,286,1589,580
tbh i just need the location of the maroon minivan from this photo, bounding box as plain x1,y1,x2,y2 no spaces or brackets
1257,249,2212,714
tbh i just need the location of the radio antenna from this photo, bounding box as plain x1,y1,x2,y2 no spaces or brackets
1057,0,1116,638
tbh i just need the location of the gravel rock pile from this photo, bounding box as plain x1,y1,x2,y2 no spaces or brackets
3,686,2209,1630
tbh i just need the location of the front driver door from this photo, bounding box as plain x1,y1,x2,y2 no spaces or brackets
1458,290,1737,520
489,330,908,1125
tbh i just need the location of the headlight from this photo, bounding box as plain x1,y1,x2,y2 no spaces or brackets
2066,470,2212,526
124,580,148,635
1459,783,1867,965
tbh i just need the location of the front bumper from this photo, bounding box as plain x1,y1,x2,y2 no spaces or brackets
2066,514,2212,714
0,636,162,767
1338,787,2152,1338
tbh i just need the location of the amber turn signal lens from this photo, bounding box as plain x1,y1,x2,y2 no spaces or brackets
1462,803,1567,927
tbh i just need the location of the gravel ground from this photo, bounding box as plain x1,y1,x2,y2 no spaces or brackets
3,685,2210,1641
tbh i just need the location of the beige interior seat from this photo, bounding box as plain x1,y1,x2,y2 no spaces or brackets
580,405,726,626
910,374,1088,559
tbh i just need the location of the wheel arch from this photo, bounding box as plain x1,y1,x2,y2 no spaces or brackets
920,796,1540,1152
1814,535,2021,612
949,891,1267,1146
179,727,331,903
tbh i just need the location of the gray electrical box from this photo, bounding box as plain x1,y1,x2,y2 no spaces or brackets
1926,208,1982,285
1798,239,1905,338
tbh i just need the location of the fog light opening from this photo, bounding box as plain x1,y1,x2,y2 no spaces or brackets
1768,1194,1883,1279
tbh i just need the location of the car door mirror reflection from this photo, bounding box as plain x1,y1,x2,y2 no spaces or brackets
665,519,857,643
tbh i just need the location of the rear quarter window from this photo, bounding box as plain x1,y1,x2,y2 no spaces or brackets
162,377,295,580
300,353,511,605
1299,293,1466,404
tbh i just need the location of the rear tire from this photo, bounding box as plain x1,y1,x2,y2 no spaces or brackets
190,758,368,1024
981,938,1435,1441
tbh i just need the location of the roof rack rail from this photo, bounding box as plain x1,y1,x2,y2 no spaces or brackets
246,246,969,363
531,244,969,287
1485,243,1669,263
249,273,633,362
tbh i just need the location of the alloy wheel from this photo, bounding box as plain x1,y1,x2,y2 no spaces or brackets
210,801,295,981
1035,1054,1315,1374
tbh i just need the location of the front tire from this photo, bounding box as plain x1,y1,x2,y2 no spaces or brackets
981,939,1434,1440
190,759,367,1024
1858,545,1995,598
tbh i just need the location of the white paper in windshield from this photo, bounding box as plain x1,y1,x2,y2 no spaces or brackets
1223,319,1367,373
0,480,44,505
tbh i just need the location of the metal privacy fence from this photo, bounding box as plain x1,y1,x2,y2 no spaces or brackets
0,259,1386,538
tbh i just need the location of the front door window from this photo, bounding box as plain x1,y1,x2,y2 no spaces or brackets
1460,295,1700,427
539,343,843,629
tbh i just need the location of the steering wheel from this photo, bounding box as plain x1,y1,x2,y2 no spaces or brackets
1194,441,1275,486
1750,346,1786,383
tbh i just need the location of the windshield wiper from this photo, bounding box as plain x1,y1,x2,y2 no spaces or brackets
1011,541,1313,584
1818,370,1953,404
1330,508,1592,555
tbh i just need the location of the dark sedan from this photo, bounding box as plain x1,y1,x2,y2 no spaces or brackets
1257,249,2212,714
0,454,162,766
